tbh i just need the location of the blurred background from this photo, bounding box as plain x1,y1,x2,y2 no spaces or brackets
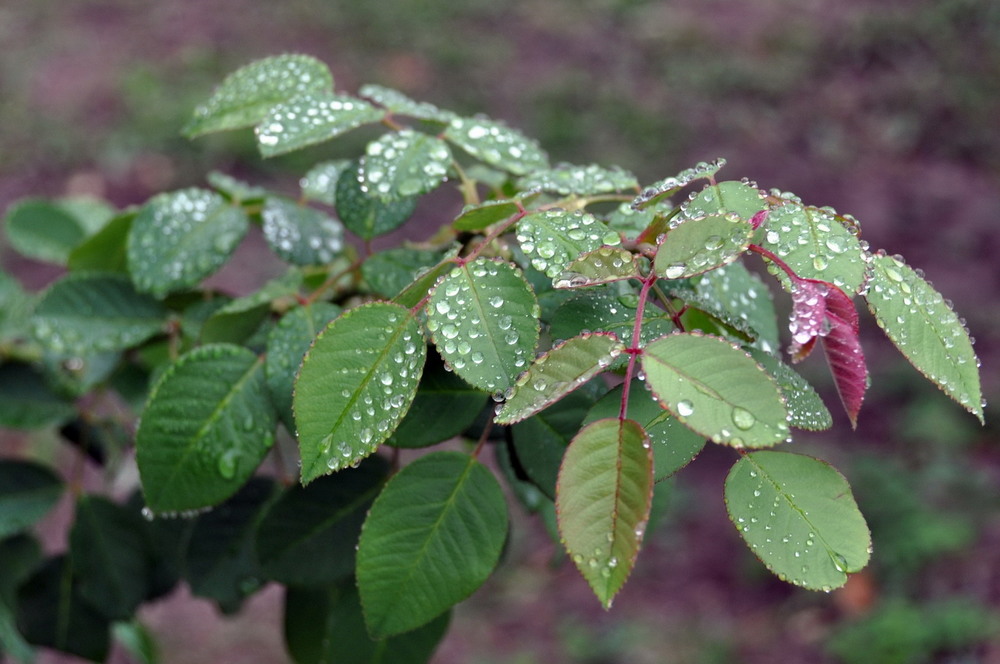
2,0,999,662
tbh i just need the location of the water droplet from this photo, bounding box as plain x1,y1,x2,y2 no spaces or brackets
676,400,694,417
731,407,756,430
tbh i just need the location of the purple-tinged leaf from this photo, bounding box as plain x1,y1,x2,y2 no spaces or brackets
821,285,867,428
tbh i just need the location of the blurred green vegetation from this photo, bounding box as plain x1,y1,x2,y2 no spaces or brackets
2,0,998,662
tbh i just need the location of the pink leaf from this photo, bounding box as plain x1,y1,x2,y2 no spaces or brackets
786,277,868,427
749,209,769,230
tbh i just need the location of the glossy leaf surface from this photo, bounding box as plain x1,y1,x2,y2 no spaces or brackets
184,54,333,137
642,333,789,448
865,252,983,421
357,452,508,638
725,451,870,591
516,209,621,279
496,333,624,424
127,188,249,297
294,302,425,482
557,418,653,608
257,93,385,157
136,344,276,513
31,272,167,355
425,259,539,393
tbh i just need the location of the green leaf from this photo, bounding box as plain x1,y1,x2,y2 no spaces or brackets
690,261,779,354
555,247,643,289
605,202,656,237
69,496,151,620
257,456,388,586
66,211,134,273
444,116,549,175
759,204,867,294
335,162,417,240
206,171,268,202
750,350,832,431
184,478,276,612
682,181,766,221
127,188,249,298
16,556,110,661
0,363,76,430
184,54,334,137
724,451,870,591
516,209,621,279
512,385,599,500
654,214,752,279
257,93,385,157
265,302,342,430
357,451,508,638
518,163,638,196
556,418,653,608
200,269,302,345
262,197,345,265
0,535,40,663
865,252,983,422
285,581,450,664
136,344,277,513
641,333,789,448
392,256,463,309
4,198,88,264
31,272,167,355
300,160,352,206
0,460,63,538
452,199,520,231
632,158,727,209
362,247,452,299
425,258,539,393
294,302,426,482
584,383,706,481
359,83,457,123
388,356,488,448
0,271,33,343
496,333,624,424
550,290,673,352
359,130,452,200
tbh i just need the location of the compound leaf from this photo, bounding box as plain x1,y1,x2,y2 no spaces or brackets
262,197,345,266
865,252,983,422
0,460,63,538
136,344,276,513
556,418,653,608
654,214,752,280
724,451,870,591
257,93,385,157
359,129,452,200
69,496,151,620
642,333,789,448
31,272,167,356
294,302,425,482
257,456,388,586
425,259,538,393
495,333,624,424
357,452,508,638
444,116,548,175
516,209,621,279
127,188,249,298
184,54,333,137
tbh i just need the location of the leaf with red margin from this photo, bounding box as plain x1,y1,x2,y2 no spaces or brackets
785,277,867,427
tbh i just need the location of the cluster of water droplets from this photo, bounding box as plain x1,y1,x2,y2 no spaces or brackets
517,162,638,196
658,213,749,280
788,279,828,351
358,129,451,198
631,158,727,209
445,116,549,174
552,247,637,289
866,252,983,414
516,209,621,278
261,198,344,265
131,188,247,296
256,94,382,149
299,160,350,205
690,263,778,354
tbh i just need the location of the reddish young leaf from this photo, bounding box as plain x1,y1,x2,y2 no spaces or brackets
820,284,867,428
786,278,867,427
